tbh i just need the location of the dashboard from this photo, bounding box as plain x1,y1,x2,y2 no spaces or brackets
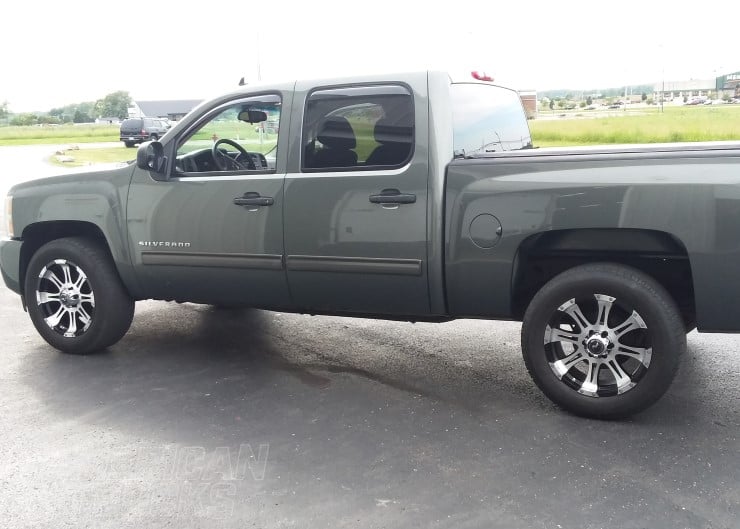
175,148,272,174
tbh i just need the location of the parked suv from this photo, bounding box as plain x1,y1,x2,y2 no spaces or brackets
119,117,170,147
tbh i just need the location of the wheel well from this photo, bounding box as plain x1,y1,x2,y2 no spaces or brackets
19,221,112,296
511,229,695,325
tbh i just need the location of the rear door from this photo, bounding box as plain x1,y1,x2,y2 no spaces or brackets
120,118,142,138
283,76,431,315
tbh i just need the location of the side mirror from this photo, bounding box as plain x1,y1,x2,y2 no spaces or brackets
137,141,166,173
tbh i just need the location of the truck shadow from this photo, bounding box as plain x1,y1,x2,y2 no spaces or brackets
18,301,727,448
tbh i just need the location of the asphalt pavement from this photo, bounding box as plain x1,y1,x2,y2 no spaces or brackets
0,145,738,529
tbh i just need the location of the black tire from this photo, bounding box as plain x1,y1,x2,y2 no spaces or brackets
124,141,135,148
24,237,135,355
521,263,684,419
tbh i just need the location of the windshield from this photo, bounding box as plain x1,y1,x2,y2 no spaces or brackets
451,83,533,156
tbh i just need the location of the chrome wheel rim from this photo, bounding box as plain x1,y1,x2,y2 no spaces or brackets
35,259,95,338
544,294,652,397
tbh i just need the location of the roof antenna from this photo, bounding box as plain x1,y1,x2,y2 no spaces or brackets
238,77,246,87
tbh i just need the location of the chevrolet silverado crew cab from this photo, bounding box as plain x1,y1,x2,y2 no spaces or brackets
2,71,740,418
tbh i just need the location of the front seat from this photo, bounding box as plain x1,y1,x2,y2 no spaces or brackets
365,117,413,166
310,116,358,168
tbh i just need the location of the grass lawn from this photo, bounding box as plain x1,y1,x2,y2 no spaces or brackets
529,105,740,146
0,124,118,146
48,146,135,168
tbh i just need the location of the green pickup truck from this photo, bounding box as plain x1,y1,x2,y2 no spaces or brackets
2,71,739,418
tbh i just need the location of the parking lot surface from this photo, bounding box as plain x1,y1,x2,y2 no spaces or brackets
1,288,738,529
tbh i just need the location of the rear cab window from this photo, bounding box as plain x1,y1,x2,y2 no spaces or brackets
302,84,414,171
451,83,533,157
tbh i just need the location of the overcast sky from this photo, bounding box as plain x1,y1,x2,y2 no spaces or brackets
3,0,739,112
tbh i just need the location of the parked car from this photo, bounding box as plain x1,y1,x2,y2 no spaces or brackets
3,71,740,419
119,117,170,147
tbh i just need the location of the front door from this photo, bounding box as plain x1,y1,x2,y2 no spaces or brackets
283,79,431,316
127,92,292,308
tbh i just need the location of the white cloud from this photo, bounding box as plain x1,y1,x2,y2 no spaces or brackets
2,0,738,111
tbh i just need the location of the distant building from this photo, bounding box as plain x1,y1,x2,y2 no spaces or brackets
128,100,202,121
95,116,121,125
519,90,537,119
653,70,740,101
716,72,740,98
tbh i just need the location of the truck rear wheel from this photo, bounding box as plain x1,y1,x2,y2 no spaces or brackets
521,263,684,419
24,237,135,355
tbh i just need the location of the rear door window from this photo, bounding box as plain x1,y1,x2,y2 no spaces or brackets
302,84,414,171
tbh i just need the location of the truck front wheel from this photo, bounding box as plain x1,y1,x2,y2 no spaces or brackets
24,237,135,355
521,263,684,419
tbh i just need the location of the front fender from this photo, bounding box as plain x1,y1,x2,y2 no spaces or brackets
9,165,140,296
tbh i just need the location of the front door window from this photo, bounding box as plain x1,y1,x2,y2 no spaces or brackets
175,94,281,175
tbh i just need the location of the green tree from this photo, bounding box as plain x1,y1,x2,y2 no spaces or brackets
95,91,131,120
73,109,93,123
641,92,647,102
10,113,39,126
586,96,593,106
0,101,8,120
37,115,61,125
549,99,555,111
50,101,96,123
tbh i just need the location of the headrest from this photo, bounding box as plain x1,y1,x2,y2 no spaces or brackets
374,117,413,145
317,117,356,150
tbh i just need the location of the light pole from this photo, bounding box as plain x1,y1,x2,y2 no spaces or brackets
660,47,664,113
256,29,262,82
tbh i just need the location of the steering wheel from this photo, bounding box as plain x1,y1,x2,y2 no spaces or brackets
212,138,256,170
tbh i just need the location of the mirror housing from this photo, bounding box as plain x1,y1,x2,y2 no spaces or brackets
238,109,267,124
136,141,166,174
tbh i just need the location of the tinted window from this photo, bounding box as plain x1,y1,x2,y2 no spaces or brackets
451,83,532,156
302,84,414,171
121,118,142,128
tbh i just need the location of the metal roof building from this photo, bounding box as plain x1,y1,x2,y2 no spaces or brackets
128,100,202,121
